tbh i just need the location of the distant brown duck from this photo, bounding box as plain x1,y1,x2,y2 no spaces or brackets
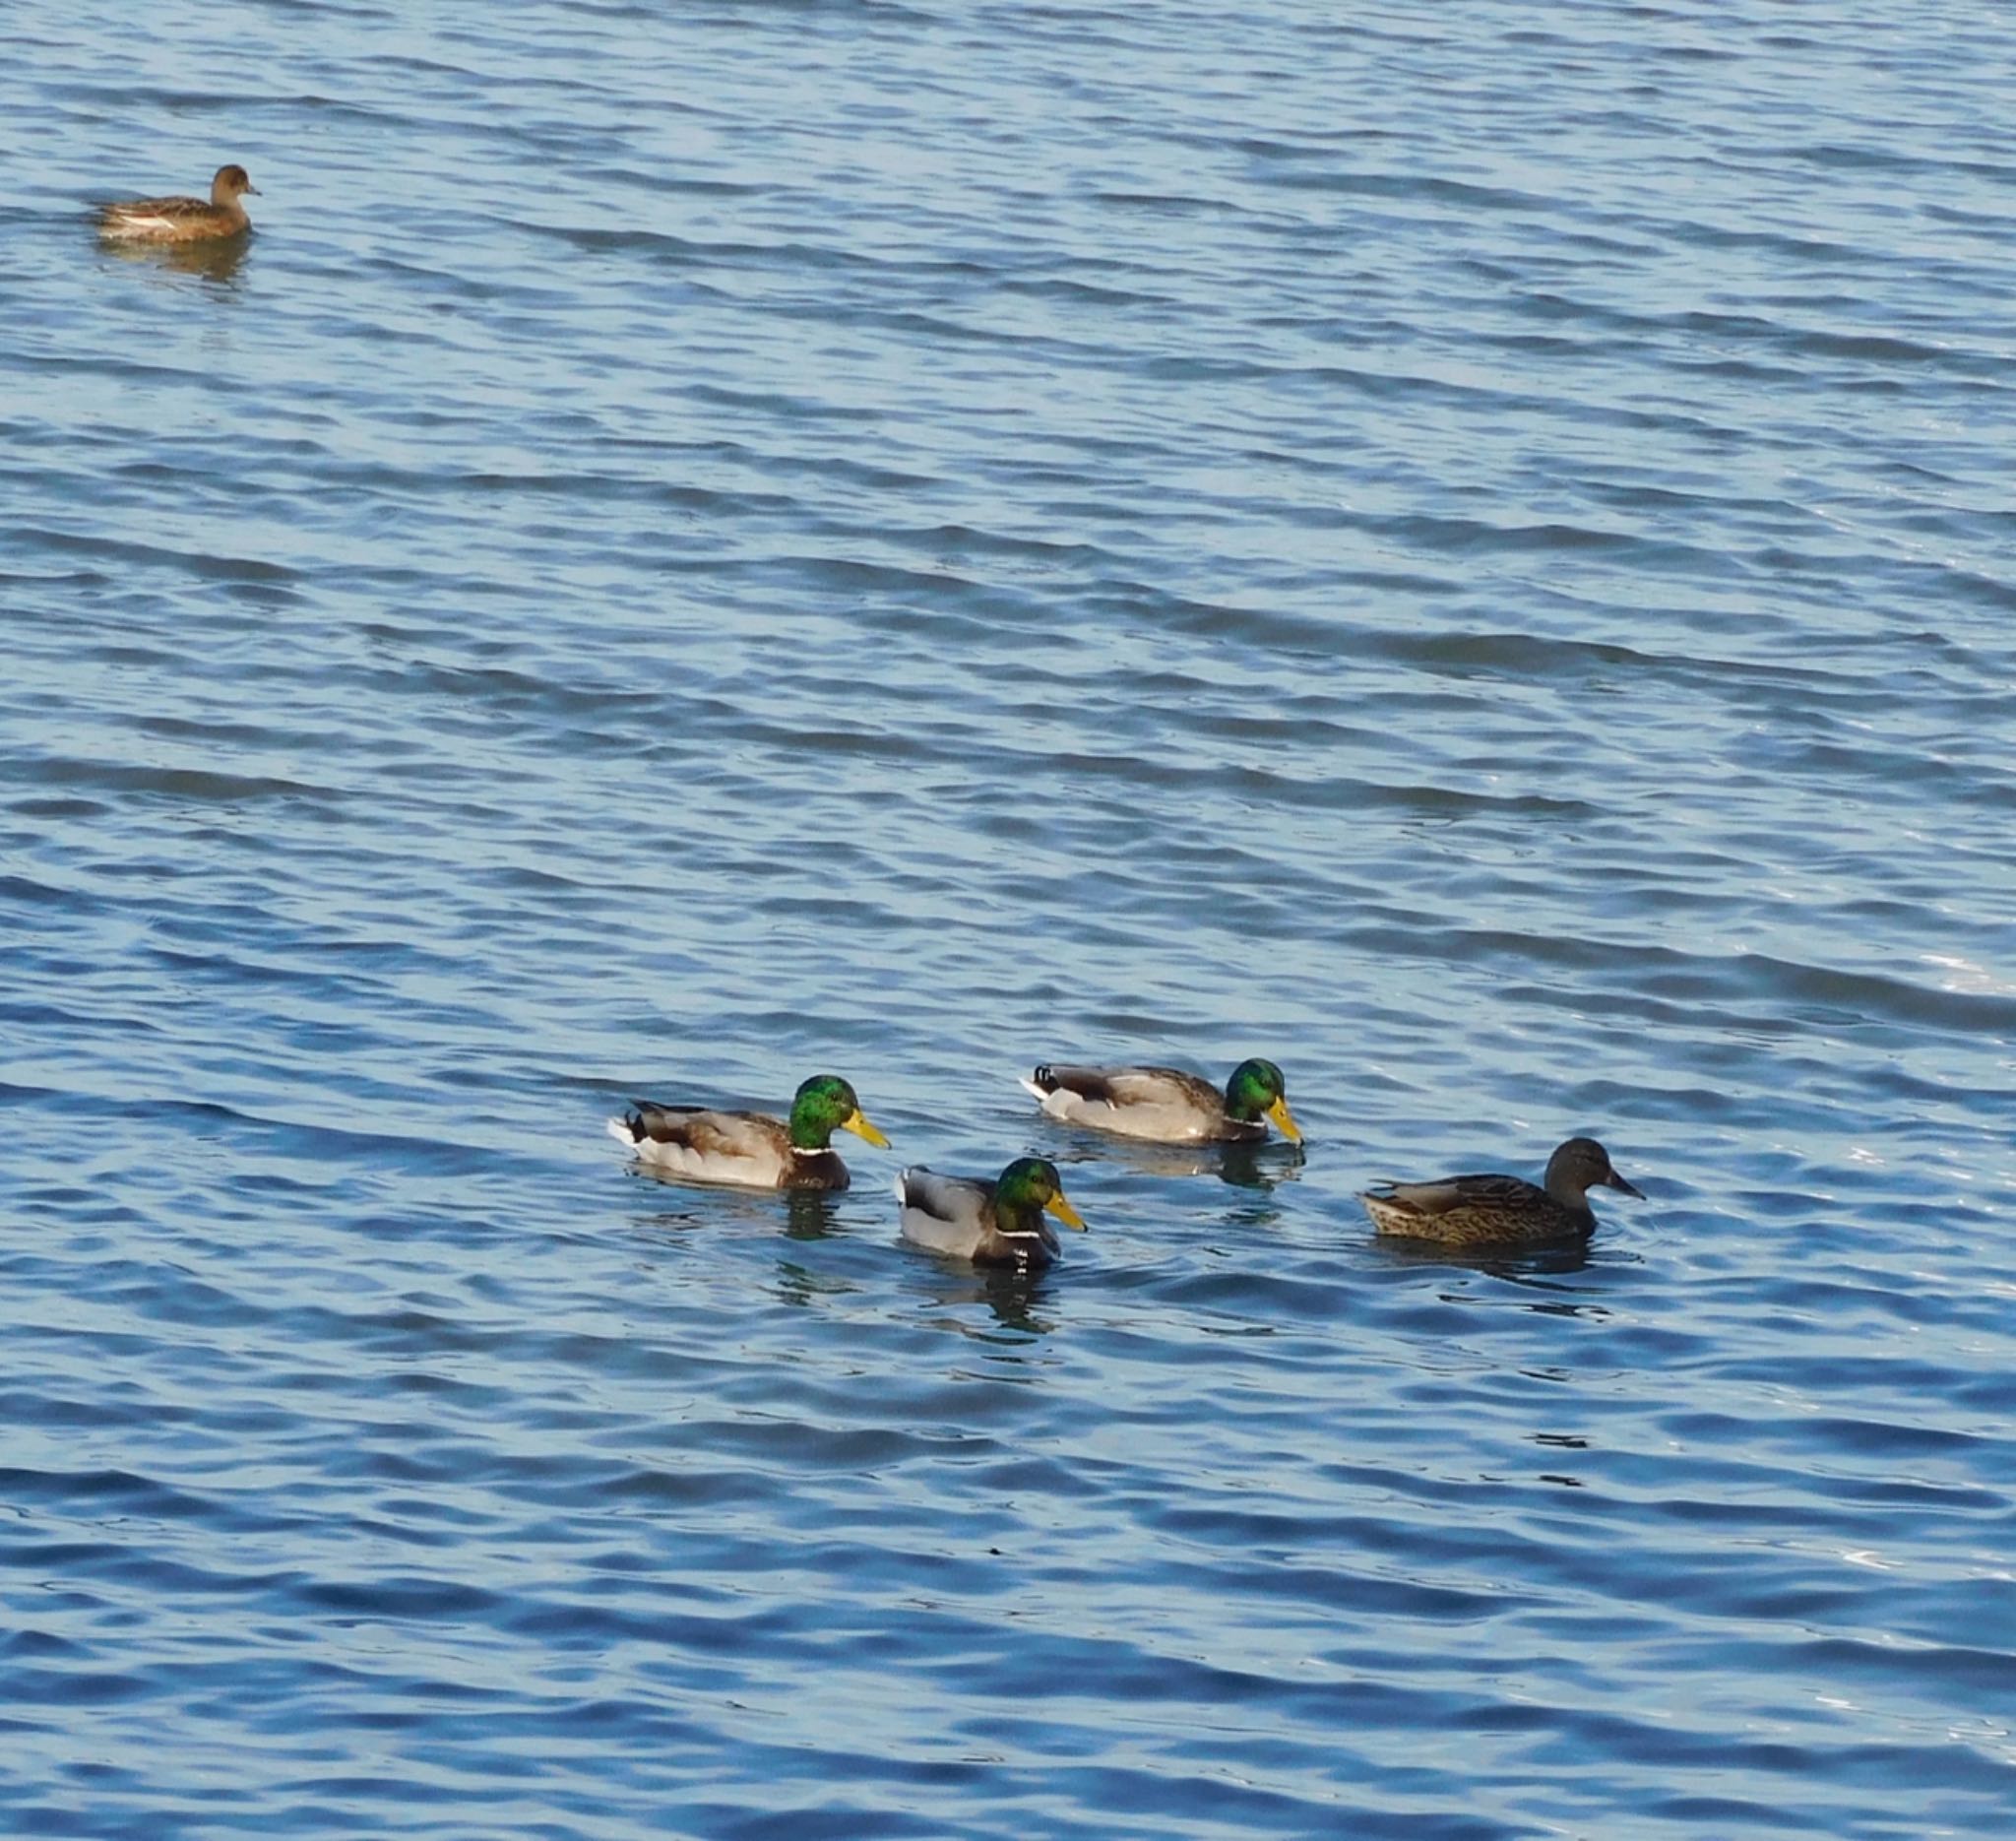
98,164,260,243
1360,1136,1644,1246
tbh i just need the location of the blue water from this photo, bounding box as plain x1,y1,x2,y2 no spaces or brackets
5,3,2015,1835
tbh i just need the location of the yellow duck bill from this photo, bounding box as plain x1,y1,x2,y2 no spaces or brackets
843,1109,892,1149
1266,1095,1303,1143
1046,1191,1088,1231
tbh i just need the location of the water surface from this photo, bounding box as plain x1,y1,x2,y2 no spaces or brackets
4,3,2015,1836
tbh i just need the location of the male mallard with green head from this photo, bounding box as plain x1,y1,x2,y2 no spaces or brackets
608,1073,890,1191
896,1158,1087,1268
1022,1057,1301,1145
98,164,260,243
1359,1136,1644,1247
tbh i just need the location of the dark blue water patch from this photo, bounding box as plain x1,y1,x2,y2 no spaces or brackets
9,527,301,585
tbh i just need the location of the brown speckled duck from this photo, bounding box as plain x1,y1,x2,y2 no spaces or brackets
98,164,260,243
1360,1136,1644,1247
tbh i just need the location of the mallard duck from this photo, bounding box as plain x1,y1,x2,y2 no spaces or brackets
896,1158,1087,1267
607,1073,889,1191
1021,1058,1301,1145
98,164,259,242
1359,1136,1644,1246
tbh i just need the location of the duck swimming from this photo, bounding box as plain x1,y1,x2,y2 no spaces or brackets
896,1158,1087,1268
608,1073,889,1191
1359,1136,1644,1247
1022,1058,1301,1145
98,164,259,242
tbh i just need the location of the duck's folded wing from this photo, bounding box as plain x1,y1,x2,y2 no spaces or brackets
1366,1173,1530,1218
1035,1064,1212,1109
1112,1066,1221,1109
895,1167,989,1224
101,194,205,228
896,1168,996,1256
623,1104,787,1160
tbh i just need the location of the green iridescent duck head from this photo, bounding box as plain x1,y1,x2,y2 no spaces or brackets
788,1074,891,1152
994,1157,1087,1231
1224,1058,1300,1142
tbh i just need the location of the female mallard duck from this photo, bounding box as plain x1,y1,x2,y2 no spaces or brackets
1022,1058,1301,1145
607,1073,889,1191
896,1158,1087,1267
1359,1136,1644,1246
98,164,259,242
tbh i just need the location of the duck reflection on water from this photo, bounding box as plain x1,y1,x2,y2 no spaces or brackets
1058,1134,1305,1193
100,232,253,286
915,1262,1061,1339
